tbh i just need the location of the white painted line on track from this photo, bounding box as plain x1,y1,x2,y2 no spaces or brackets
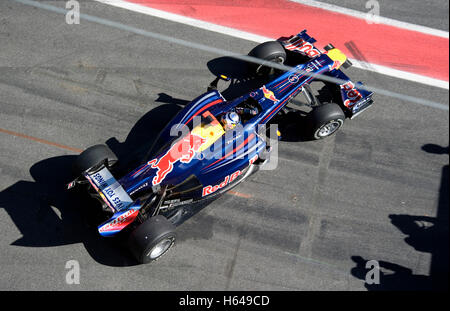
10,0,449,111
350,59,450,90
94,0,272,42
93,0,449,90
290,0,449,39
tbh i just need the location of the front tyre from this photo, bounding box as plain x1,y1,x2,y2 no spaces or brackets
306,103,345,140
248,41,286,76
128,215,176,264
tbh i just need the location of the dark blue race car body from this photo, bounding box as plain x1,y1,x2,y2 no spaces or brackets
72,30,374,239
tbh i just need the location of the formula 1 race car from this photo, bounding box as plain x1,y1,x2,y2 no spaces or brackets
68,30,373,263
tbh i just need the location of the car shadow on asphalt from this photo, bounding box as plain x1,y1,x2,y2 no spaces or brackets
0,55,323,267
0,102,206,267
106,103,184,168
0,154,140,267
350,144,449,290
0,100,245,266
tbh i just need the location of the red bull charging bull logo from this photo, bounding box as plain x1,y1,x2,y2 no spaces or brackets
147,133,207,186
329,60,341,71
262,85,278,102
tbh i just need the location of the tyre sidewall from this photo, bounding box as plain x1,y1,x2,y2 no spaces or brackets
313,118,344,140
128,215,176,264
248,41,286,73
140,233,175,264
307,103,346,140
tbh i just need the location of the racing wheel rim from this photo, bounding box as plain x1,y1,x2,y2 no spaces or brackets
147,237,174,260
317,119,343,138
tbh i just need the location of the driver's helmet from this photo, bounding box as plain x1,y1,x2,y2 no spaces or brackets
221,111,240,130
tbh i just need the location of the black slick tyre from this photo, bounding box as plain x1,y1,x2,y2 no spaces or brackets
128,215,176,264
306,103,346,140
73,144,118,175
248,41,287,75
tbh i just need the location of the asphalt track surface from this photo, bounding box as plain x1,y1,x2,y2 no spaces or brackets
318,0,449,31
0,0,448,290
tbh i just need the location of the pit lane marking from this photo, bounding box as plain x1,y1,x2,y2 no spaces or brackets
0,127,83,153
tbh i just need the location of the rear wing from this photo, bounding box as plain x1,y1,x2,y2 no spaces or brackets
84,166,142,236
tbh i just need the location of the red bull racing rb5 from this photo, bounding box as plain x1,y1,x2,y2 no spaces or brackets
68,30,374,263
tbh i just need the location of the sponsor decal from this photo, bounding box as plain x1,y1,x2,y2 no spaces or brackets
98,208,139,233
91,171,108,188
341,81,363,107
161,198,194,209
305,59,324,73
352,98,372,115
261,86,279,102
284,38,321,58
326,48,347,70
147,133,207,186
66,180,76,190
329,60,341,71
129,182,149,196
202,170,242,197
249,155,259,165
288,74,300,84
86,168,133,212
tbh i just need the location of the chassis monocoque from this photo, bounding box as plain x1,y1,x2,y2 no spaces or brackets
68,30,374,263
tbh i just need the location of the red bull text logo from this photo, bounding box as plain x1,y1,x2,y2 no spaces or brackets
284,39,321,58
147,133,207,186
341,81,363,107
202,170,242,197
262,86,278,102
99,209,138,233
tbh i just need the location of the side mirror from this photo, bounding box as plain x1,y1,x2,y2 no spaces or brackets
207,74,231,92
219,74,231,81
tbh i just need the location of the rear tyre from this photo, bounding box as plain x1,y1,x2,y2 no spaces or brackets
248,41,286,76
73,144,118,175
128,215,176,264
306,103,345,140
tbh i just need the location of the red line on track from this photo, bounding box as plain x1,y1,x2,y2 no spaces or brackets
228,190,253,198
126,0,448,81
0,127,83,153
